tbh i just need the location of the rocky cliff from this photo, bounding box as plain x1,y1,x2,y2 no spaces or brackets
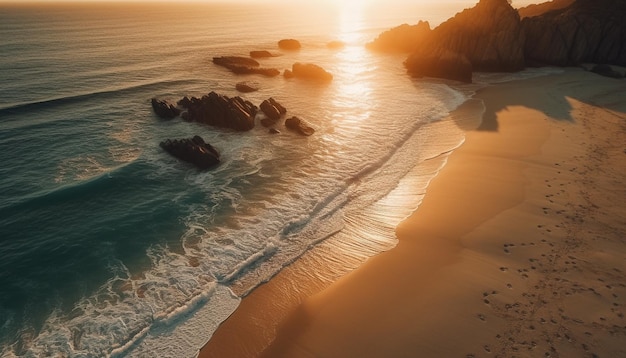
404,0,525,82
517,0,574,19
522,0,626,67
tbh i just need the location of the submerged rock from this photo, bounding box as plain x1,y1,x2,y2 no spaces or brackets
285,116,315,136
236,81,260,93
151,98,181,119
160,136,220,169
250,50,277,58
212,56,280,77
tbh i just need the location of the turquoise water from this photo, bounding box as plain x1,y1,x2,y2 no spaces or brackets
0,2,481,356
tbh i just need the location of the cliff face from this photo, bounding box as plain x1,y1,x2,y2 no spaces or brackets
426,0,526,72
404,0,525,82
383,0,626,82
522,0,626,66
517,0,574,19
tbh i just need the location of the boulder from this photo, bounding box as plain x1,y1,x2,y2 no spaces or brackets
366,21,431,53
212,56,280,77
260,97,286,121
285,63,333,82
522,0,626,67
285,116,315,136
236,81,260,93
213,56,259,68
180,91,257,131
250,50,276,58
269,128,281,134
278,39,301,50
151,98,181,119
590,64,623,79
405,48,473,83
160,136,220,169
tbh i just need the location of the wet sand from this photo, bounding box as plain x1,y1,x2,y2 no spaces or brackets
200,68,626,358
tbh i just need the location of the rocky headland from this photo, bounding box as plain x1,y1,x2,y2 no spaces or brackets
370,0,626,82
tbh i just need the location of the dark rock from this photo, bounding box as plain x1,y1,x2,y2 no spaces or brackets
213,56,259,68
366,21,431,53
151,98,181,119
522,0,626,67
177,96,192,108
212,56,280,77
327,40,346,49
160,136,220,169
285,116,315,136
181,91,257,131
250,50,276,58
261,98,286,119
260,98,287,126
590,64,623,79
405,48,473,83
517,0,575,19
236,81,260,93
394,0,524,82
285,63,333,82
278,39,301,50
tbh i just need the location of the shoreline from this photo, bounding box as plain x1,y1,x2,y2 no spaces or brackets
199,68,626,357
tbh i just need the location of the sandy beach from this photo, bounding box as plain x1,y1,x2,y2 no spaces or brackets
200,68,626,358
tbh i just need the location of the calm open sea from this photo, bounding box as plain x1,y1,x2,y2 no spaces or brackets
0,2,558,356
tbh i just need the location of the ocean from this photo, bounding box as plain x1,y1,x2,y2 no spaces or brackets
0,1,558,357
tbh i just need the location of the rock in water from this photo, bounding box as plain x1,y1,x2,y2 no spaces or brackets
160,136,220,169
212,56,280,77
236,81,260,93
250,50,276,58
278,39,301,50
285,116,315,136
260,97,287,122
284,63,333,82
151,98,181,119
179,91,257,131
